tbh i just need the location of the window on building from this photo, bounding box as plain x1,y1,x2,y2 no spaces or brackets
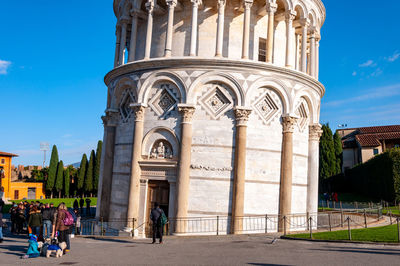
258,38,266,62
373,148,379,155
0,159,4,164
14,190,19,200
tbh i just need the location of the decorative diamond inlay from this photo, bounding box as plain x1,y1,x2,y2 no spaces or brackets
295,100,309,132
253,92,281,125
149,84,178,117
119,89,136,122
199,85,233,120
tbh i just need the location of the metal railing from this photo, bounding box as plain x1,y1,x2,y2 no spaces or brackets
77,207,383,237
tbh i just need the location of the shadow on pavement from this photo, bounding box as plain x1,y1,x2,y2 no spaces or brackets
311,246,400,256
247,263,292,266
84,237,153,244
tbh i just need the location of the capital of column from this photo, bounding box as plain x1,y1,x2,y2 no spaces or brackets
129,103,147,122
178,104,196,123
243,0,253,9
281,115,298,133
102,109,119,127
166,0,177,8
285,10,296,22
191,0,202,7
266,3,278,14
299,18,310,27
145,0,155,12
234,107,252,127
217,0,226,9
309,124,323,141
119,16,130,25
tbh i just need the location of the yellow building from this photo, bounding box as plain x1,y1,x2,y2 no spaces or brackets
0,151,45,200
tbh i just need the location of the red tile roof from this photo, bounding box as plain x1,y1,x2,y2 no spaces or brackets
358,125,400,134
0,151,18,157
355,132,400,147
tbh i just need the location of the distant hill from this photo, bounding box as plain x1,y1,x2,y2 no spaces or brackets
68,162,80,168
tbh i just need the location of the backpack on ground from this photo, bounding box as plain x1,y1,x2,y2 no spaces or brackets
63,210,74,226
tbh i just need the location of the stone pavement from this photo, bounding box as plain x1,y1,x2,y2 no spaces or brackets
1,234,400,265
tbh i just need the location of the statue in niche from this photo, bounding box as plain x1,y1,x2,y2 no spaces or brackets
150,140,173,159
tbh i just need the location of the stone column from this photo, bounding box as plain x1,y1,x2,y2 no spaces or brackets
168,181,176,234
190,0,201,56
97,109,119,221
265,3,277,63
300,19,309,73
125,103,146,230
231,107,252,234
114,25,121,67
309,30,316,78
119,20,128,66
165,0,177,57
128,12,139,62
285,11,296,68
174,104,195,234
241,0,253,59
215,0,226,57
316,38,320,79
278,115,297,232
295,33,300,70
144,0,155,60
307,124,323,216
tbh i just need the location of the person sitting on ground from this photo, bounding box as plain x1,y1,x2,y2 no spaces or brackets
150,202,165,244
21,234,40,259
28,206,42,237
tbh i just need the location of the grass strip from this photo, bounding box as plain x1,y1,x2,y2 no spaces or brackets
288,224,400,243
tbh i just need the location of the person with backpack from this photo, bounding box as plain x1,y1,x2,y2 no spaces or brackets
149,202,166,244
55,203,73,253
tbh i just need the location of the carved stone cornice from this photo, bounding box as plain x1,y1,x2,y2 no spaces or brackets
281,115,298,133
234,107,252,127
130,103,147,122
102,109,119,127
309,124,323,141
178,104,196,123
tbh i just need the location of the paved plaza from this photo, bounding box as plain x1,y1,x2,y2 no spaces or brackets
0,234,400,265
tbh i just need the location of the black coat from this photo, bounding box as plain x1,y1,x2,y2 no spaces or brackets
150,207,164,225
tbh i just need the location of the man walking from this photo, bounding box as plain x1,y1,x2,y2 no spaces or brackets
150,203,165,244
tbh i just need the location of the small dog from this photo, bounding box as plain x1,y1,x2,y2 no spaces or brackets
46,242,66,258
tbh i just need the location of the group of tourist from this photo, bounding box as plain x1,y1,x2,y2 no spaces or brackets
5,197,93,254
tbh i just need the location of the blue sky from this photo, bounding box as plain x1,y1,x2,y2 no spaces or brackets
1,1,399,166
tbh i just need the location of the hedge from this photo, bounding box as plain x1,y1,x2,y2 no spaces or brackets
325,148,400,202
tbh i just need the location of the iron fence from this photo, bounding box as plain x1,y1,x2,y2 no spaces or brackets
77,207,383,237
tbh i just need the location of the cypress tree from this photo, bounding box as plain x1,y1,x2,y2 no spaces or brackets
55,160,64,198
46,145,59,198
94,140,103,194
77,154,88,196
319,124,336,180
64,166,70,198
85,150,95,197
333,131,343,175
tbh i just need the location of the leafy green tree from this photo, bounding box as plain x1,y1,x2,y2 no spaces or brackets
46,145,59,198
64,166,70,198
319,124,336,180
94,140,103,195
85,150,95,197
333,131,343,175
55,160,64,198
77,154,88,196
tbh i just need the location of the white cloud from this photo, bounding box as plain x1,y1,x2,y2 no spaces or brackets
359,60,376,67
369,68,383,77
0,59,11,74
324,83,400,107
388,51,400,62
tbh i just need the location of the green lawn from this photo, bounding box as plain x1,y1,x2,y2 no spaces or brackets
10,197,97,208
382,206,400,216
288,224,400,243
